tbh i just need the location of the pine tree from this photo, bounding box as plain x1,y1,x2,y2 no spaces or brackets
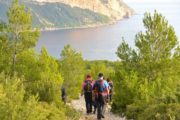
113,11,180,119
6,0,40,75
60,45,85,99
0,22,11,73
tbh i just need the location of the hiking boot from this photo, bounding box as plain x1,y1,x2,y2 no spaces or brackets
101,115,105,118
93,110,96,114
86,111,90,115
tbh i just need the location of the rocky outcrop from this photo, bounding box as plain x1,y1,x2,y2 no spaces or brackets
0,0,133,29
32,0,134,20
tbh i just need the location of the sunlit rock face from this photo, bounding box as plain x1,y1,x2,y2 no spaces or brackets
32,0,134,20
0,0,133,29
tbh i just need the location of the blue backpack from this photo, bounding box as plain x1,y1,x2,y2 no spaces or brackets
96,80,106,93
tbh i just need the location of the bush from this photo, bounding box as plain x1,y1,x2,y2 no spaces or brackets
15,48,63,103
126,103,180,120
0,74,64,120
0,73,80,120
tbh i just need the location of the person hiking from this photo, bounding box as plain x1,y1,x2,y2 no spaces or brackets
81,74,93,114
61,86,66,104
103,77,110,103
93,73,109,120
91,79,97,114
107,78,113,102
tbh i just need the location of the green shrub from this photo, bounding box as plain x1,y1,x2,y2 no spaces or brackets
15,48,63,103
0,74,62,120
113,11,180,120
126,103,180,120
0,73,80,120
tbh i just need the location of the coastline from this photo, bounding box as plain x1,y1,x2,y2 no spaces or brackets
40,15,132,32
38,2,135,32
40,20,117,32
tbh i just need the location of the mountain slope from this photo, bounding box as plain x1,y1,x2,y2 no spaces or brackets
0,0,133,30
32,0,133,19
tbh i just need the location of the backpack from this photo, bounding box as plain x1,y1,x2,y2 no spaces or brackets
84,80,92,93
96,80,106,94
108,82,113,93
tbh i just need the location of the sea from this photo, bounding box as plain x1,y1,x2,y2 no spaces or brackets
36,0,180,60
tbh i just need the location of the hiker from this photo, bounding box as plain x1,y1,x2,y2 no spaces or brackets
92,79,97,114
107,78,113,102
61,86,66,104
93,73,109,120
103,77,110,103
81,74,93,114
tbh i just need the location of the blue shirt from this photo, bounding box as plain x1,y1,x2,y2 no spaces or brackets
103,80,109,96
104,80,109,89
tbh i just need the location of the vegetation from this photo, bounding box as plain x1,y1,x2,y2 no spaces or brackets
1,0,180,120
0,74,69,120
0,0,110,29
60,45,85,99
0,0,81,119
85,60,116,80
0,1,114,119
112,11,180,120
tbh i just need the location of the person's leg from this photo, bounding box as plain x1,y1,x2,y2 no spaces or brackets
93,101,97,114
101,96,106,118
93,96,97,114
97,95,102,120
89,92,92,113
98,94,105,119
97,102,101,119
87,93,91,114
110,94,112,102
84,94,89,114
62,96,66,104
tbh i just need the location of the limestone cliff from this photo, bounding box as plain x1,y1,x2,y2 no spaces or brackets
32,0,134,20
0,0,134,29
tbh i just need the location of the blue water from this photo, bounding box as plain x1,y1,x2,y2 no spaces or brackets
36,1,180,60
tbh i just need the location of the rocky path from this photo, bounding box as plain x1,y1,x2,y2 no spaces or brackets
71,96,125,120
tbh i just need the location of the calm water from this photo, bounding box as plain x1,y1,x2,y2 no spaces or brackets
36,1,180,60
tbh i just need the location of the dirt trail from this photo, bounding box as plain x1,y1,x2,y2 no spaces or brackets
71,96,125,120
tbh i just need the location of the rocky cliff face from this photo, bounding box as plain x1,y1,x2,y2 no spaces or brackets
32,0,133,20
0,0,133,29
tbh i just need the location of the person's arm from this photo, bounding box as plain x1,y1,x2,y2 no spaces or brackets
104,81,109,95
105,83,109,96
93,82,97,95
